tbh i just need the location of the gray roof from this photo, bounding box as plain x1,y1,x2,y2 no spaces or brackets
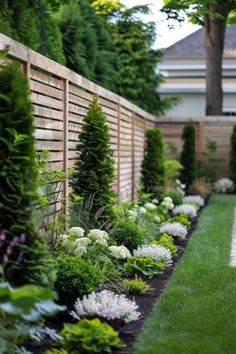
163,24,236,57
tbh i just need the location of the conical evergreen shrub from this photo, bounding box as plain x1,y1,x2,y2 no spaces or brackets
0,61,55,286
70,95,115,223
230,125,236,187
180,122,197,189
141,128,164,196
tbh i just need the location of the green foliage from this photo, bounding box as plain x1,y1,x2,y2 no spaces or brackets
180,122,197,189
0,0,65,64
163,191,182,206
91,0,123,17
0,282,65,353
151,234,177,256
0,62,54,287
60,318,123,353
109,5,177,115
141,128,164,196
54,254,104,308
124,257,165,279
198,139,224,182
110,218,144,251
70,96,115,224
123,278,151,295
171,214,191,228
164,159,183,189
230,126,236,186
58,0,117,91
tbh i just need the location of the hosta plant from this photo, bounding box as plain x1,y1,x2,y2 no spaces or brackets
170,214,192,228
71,290,140,324
151,233,177,256
124,257,165,279
123,278,151,295
59,318,123,353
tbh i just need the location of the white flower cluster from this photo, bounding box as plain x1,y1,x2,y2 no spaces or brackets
172,204,197,219
71,290,141,324
133,244,172,264
214,178,234,193
152,199,159,204
161,197,174,211
108,245,131,259
183,195,205,207
61,228,109,256
160,222,188,240
176,179,186,196
144,202,157,211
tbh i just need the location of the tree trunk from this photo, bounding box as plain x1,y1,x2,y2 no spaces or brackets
204,4,232,115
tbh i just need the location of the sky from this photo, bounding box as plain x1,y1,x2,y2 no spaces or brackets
121,0,201,49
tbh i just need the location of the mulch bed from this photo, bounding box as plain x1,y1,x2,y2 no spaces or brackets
26,197,210,354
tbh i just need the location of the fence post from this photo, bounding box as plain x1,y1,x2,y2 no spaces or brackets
117,103,121,198
63,79,69,213
131,112,135,201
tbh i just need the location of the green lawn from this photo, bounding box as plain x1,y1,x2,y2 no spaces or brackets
133,194,236,354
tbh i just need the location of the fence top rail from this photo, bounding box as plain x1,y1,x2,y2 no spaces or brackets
0,32,157,123
158,116,236,123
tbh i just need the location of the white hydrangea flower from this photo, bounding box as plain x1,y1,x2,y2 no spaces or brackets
74,237,92,247
133,244,172,264
88,229,109,241
214,178,234,193
160,222,188,240
94,238,108,248
161,197,174,211
74,246,87,257
152,198,159,204
183,195,205,207
154,215,161,223
144,202,157,211
176,179,181,186
71,290,141,324
69,227,85,238
139,207,147,215
128,209,138,220
173,204,197,219
108,245,131,259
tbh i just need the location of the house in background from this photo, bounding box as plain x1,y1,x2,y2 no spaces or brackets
158,25,236,117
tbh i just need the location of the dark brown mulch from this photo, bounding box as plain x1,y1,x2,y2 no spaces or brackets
26,197,209,354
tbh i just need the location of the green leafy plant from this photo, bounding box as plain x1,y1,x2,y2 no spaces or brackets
141,128,164,197
110,218,144,251
163,191,183,206
123,278,151,295
230,125,236,188
151,234,177,256
124,257,164,279
198,139,224,182
0,282,65,353
171,214,192,228
164,159,183,190
54,254,104,308
59,318,123,353
70,96,115,225
0,61,55,287
180,122,197,189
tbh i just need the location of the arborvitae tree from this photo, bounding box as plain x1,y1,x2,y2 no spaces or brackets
141,128,164,196
0,61,55,286
70,96,115,223
58,0,117,90
180,122,197,189
230,125,236,186
0,0,65,64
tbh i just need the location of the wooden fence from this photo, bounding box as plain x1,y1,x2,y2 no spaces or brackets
0,33,157,207
158,116,236,177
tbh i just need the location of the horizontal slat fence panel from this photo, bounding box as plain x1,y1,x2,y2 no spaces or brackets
0,32,157,207
158,117,236,177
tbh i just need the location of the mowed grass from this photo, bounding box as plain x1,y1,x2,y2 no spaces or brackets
133,194,236,354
